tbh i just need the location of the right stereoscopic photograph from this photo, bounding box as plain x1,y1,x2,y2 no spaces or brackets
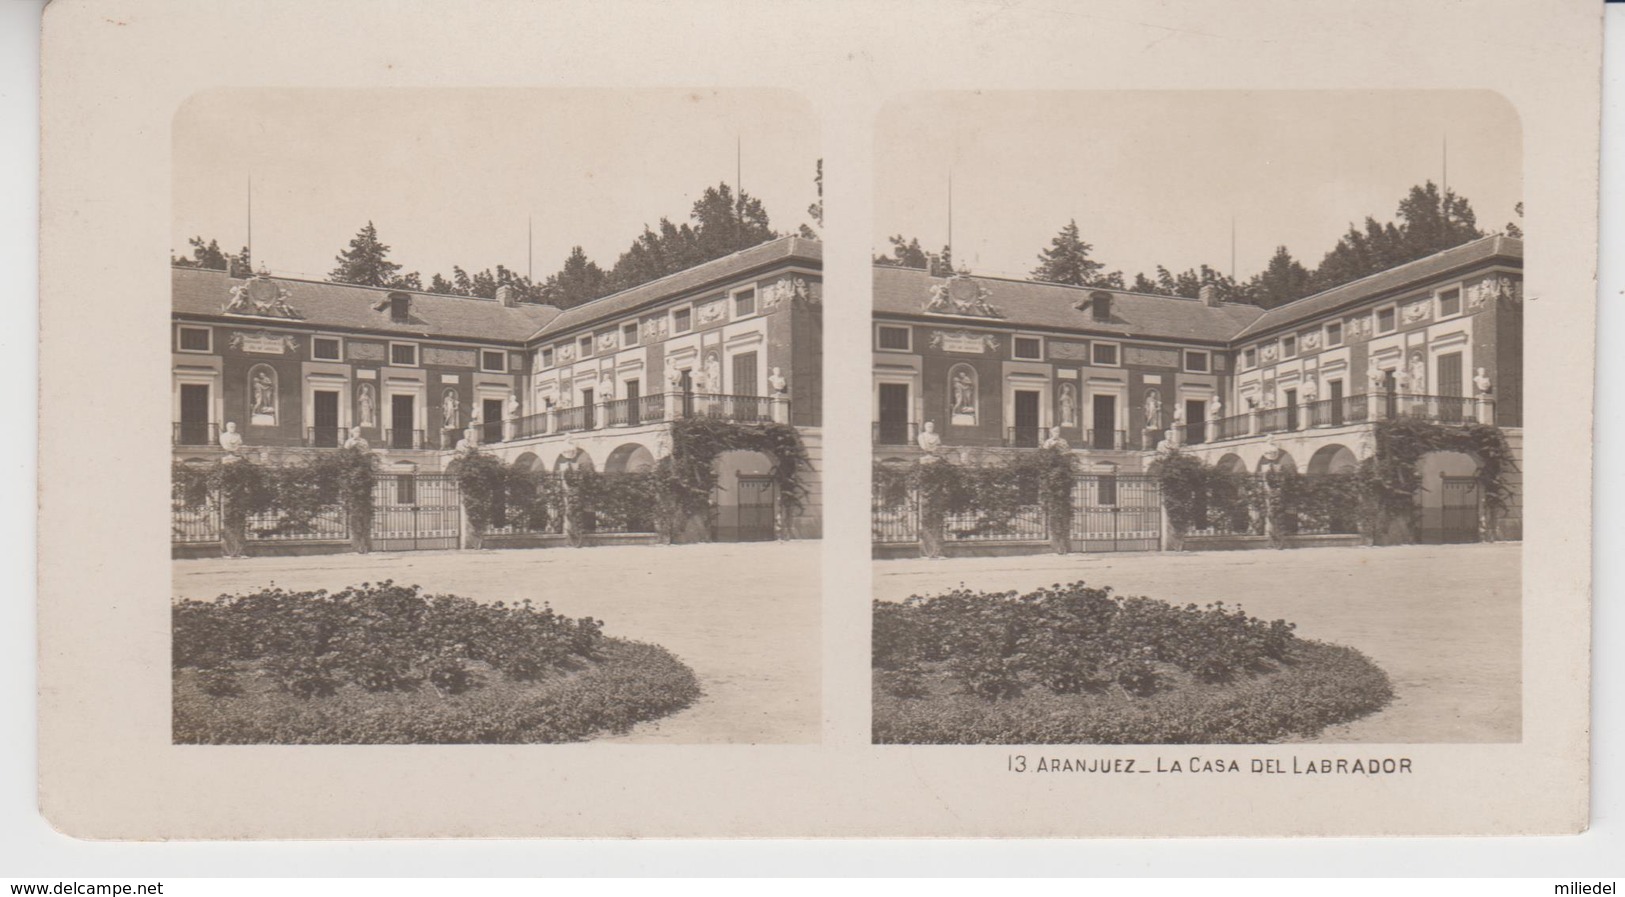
870,90,1523,746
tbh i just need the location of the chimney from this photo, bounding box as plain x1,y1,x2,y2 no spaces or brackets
496,284,518,307
1090,292,1112,322
1199,284,1220,307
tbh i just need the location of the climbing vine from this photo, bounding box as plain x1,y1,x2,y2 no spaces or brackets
666,417,811,538
1362,418,1517,542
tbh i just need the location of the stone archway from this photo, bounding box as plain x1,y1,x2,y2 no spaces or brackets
511,451,540,473
1308,443,1359,476
1257,450,1297,474
604,442,657,473
1215,453,1246,475
554,450,596,473
1416,450,1482,543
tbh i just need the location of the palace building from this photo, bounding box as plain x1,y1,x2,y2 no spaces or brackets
173,236,824,543
872,234,1523,543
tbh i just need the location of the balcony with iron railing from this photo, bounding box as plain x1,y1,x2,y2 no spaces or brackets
1183,391,1493,446
385,428,427,450
873,420,919,446
173,421,219,446
305,426,344,448
489,392,792,449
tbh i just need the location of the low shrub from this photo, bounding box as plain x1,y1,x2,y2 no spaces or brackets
871,581,1392,744
173,582,698,744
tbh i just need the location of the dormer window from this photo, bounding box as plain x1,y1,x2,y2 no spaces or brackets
1089,292,1112,322
388,294,410,323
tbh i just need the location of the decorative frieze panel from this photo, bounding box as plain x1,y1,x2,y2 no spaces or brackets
1049,341,1089,361
423,347,477,368
924,275,1002,318
762,275,820,309
697,298,727,324
1124,346,1178,368
1401,300,1432,325
597,331,618,351
641,314,669,342
927,329,1000,354
1344,316,1373,341
229,330,299,355
1465,274,1521,310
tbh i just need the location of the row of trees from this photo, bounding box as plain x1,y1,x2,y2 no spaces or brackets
876,182,1522,309
173,163,824,310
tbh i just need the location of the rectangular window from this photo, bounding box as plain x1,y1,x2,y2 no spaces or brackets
1281,336,1297,358
622,322,639,346
579,336,593,358
1091,341,1119,367
673,307,692,333
1243,347,1257,369
733,288,757,318
1438,287,1462,317
389,342,418,366
312,336,341,361
177,326,212,353
1013,336,1043,360
1376,306,1397,333
1183,349,1210,373
876,325,912,351
1326,322,1343,347
540,347,554,369
480,350,507,373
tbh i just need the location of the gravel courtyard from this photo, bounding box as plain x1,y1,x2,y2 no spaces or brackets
173,542,822,744
874,543,1522,743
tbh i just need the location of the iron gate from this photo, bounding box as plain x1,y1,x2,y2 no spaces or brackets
1070,474,1162,552
717,473,777,542
371,473,461,551
1422,474,1481,544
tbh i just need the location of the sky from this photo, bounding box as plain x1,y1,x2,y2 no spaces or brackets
874,90,1522,284
173,88,819,283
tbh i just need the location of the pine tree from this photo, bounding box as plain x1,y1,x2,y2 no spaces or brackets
329,221,402,287
1246,246,1313,309
1031,219,1108,286
540,246,608,308
1505,201,1523,239
799,159,823,240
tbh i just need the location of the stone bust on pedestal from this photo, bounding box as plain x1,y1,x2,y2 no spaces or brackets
916,420,943,460
343,426,370,451
218,421,244,459
1041,426,1070,451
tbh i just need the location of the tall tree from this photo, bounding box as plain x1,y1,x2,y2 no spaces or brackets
539,246,608,308
329,221,403,287
688,182,777,260
1504,201,1523,239
171,237,253,277
1245,246,1313,309
873,234,929,269
1031,219,1118,287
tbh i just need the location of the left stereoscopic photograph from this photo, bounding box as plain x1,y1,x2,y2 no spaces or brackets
167,88,824,745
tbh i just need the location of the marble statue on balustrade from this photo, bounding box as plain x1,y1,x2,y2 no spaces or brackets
343,426,370,452
1301,378,1318,403
665,359,683,391
1369,365,1388,392
1041,426,1070,452
916,421,943,461
1474,368,1493,396
704,354,722,395
505,392,521,421
1208,397,1223,421
1407,351,1428,394
769,367,788,396
218,421,244,459
600,374,616,398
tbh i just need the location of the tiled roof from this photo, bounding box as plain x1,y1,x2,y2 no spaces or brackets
173,267,560,343
1231,234,1523,341
531,236,822,339
873,266,1265,344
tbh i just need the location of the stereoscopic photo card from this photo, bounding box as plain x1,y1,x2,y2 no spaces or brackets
36,0,1598,838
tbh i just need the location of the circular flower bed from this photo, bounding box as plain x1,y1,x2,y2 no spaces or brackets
872,582,1393,744
173,581,700,744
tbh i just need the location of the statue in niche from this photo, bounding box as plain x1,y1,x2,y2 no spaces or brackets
442,389,460,430
949,367,977,426
249,368,276,426
356,383,376,429
1143,389,1163,432
1408,350,1427,394
704,352,722,395
1059,382,1078,427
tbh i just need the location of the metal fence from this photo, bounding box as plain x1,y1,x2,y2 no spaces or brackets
171,496,220,543
1070,475,1162,551
872,490,919,543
